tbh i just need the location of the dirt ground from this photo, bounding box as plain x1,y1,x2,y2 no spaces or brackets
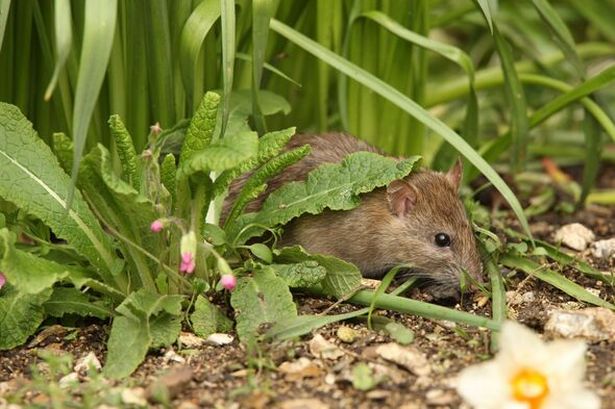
1,168,614,409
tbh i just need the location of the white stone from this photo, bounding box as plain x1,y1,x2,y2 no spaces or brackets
553,223,595,251
204,333,234,346
178,332,205,348
121,387,147,407
74,352,102,373
58,372,79,389
590,238,615,259
309,334,344,360
545,307,615,341
163,349,186,364
374,343,431,376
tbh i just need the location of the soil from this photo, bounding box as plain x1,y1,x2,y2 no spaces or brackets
1,171,614,409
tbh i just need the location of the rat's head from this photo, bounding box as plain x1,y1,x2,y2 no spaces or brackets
383,160,483,300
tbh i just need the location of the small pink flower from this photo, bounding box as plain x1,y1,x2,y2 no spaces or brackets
150,219,164,233
180,252,195,274
220,274,237,291
150,122,162,135
0,272,5,289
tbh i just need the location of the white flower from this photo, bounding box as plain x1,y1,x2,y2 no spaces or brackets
457,320,600,409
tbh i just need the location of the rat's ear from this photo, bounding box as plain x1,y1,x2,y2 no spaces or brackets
446,158,463,192
387,179,418,217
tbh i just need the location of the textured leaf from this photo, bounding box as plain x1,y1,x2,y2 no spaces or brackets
44,287,112,319
179,91,220,164
269,262,327,288
213,127,297,197
231,268,297,343
51,132,73,175
0,228,76,294
230,153,420,244
0,103,116,279
178,131,258,178
274,246,361,298
224,145,310,227
160,153,177,204
104,315,150,379
0,286,52,350
190,295,233,338
108,114,139,187
104,290,184,378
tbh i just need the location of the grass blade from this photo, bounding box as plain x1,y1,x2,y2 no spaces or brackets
220,0,236,139
179,0,220,108
530,0,584,77
578,112,602,206
270,18,533,240
0,0,12,55
251,0,275,134
44,0,72,101
68,0,117,208
473,0,495,33
143,0,175,127
501,254,614,310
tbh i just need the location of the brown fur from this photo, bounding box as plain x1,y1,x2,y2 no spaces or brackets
223,133,483,298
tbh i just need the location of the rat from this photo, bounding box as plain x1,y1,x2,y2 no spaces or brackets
223,133,484,300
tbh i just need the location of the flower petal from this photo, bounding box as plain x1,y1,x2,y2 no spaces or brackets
457,361,511,409
543,340,587,387
543,388,601,409
497,321,550,370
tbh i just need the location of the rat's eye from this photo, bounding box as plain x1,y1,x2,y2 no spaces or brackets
435,233,451,247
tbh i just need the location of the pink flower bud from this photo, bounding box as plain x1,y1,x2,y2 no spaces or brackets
150,219,164,233
180,252,195,274
220,274,237,291
0,272,6,289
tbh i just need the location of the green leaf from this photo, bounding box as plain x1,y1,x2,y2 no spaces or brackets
383,321,414,345
501,254,615,310
269,18,532,240
44,0,72,100
179,91,220,165
251,0,276,133
160,153,177,204
190,295,233,338
267,309,366,341
104,290,184,379
0,0,11,51
44,287,111,319
248,243,272,263
0,103,117,282
104,315,150,379
203,223,227,246
269,261,327,288
0,285,52,350
0,228,74,294
179,0,221,102
68,0,118,209
178,131,259,178
219,0,236,138
273,246,361,298
108,114,139,188
230,152,420,244
224,144,310,227
231,268,297,343
52,132,73,175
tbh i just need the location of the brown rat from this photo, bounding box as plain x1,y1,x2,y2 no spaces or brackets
223,133,483,299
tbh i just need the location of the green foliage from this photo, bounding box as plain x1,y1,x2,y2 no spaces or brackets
0,286,52,350
190,295,233,338
231,267,297,343
108,114,139,188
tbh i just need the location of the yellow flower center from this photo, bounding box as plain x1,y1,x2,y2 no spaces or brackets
511,368,550,409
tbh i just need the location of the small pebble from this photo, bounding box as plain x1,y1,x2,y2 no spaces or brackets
58,372,79,389
205,333,234,346
309,334,345,360
336,326,360,343
553,223,595,251
121,387,147,407
374,343,431,376
74,352,101,373
545,307,615,341
590,238,615,259
178,332,205,348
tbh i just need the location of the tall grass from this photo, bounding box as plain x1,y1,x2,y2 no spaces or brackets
1,0,615,205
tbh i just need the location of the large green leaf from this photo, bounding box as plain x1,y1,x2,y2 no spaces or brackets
190,295,233,338
178,131,259,178
0,286,52,350
229,152,420,243
274,246,362,298
231,268,297,343
0,228,74,294
104,290,184,379
44,287,112,320
0,103,116,283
